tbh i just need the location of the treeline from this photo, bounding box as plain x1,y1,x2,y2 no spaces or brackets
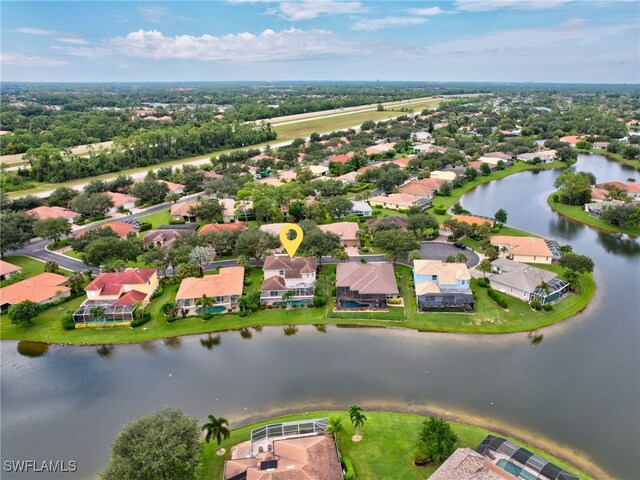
15,121,276,184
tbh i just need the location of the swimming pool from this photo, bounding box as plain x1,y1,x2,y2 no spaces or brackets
496,459,537,480
338,299,371,309
272,300,310,307
196,306,227,314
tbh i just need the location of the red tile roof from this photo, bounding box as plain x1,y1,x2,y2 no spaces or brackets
75,221,136,238
199,222,247,235
327,152,354,163
107,192,139,208
85,268,156,294
113,290,148,306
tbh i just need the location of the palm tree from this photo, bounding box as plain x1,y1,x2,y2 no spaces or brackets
326,416,345,438
237,295,249,312
408,250,422,261
537,281,551,294
201,415,230,455
332,249,350,262
197,294,215,314
89,306,106,323
281,289,295,308
160,302,176,319
348,404,367,440
477,259,492,278
67,271,85,294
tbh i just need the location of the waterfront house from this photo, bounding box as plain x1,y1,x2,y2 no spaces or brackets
590,187,610,202
480,258,569,304
0,260,21,281
452,214,495,228
516,150,556,163
335,262,399,309
490,235,553,264
398,180,438,200
430,170,457,182
483,151,512,162
175,266,244,315
72,268,158,323
318,222,360,249
413,260,474,311
559,135,582,147
369,193,430,210
26,206,78,223
260,256,317,305
584,200,625,218
596,181,640,200
0,273,70,312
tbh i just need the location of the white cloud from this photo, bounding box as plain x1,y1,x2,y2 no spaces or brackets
138,6,192,23
274,1,365,20
15,27,62,36
55,37,89,45
1,53,69,67
352,16,427,31
454,0,571,12
407,7,445,16
97,28,358,61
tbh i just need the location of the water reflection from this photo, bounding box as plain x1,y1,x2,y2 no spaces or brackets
314,324,327,333
96,345,114,358
547,215,583,241
16,341,48,357
163,337,182,348
139,341,156,352
239,328,252,340
200,334,221,350
596,231,640,256
283,325,299,336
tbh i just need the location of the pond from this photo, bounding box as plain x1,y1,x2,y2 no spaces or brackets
1,154,638,479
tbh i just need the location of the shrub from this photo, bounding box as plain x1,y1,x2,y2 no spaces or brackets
487,288,508,308
341,457,355,480
138,222,152,232
243,278,252,286
280,304,286,309
202,313,213,320
434,205,447,215
360,246,370,253
330,287,337,297
267,304,274,309
477,277,490,288
542,303,553,311
312,296,326,307
307,303,314,308
169,219,186,225
413,452,430,466
152,285,164,298
530,299,543,311
167,317,178,323
131,312,151,328
387,297,402,305
62,316,76,330
238,310,248,317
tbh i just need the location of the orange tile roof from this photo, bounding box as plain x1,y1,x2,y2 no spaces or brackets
0,273,69,306
26,206,77,220
176,266,244,300
75,221,136,238
452,215,494,226
107,191,139,208
328,152,354,163
559,135,582,145
491,235,552,257
318,222,359,241
0,260,21,277
199,222,247,235
398,180,437,197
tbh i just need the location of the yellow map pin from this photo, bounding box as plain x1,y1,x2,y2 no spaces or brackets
279,223,304,258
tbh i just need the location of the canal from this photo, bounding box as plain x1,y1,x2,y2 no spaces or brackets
1,154,638,479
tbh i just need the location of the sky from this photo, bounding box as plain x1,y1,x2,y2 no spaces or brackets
1,0,639,83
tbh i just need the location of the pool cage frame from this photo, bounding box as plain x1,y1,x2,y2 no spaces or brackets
72,302,136,323
249,418,328,457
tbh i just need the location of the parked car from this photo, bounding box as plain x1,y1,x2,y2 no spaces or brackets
453,242,467,250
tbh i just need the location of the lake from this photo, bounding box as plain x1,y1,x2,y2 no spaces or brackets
1,154,639,479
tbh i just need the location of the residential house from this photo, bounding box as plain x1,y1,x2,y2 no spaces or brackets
171,201,197,223
366,216,408,230
414,131,433,142
430,448,509,480
413,144,447,154
160,180,185,195
198,222,247,236
350,200,373,217
484,151,512,162
430,170,457,182
0,273,70,312
260,256,317,305
336,171,359,184
259,223,289,236
318,222,360,249
490,235,553,264
365,142,396,155
335,262,399,309
309,165,329,177
175,266,244,315
0,260,21,281
275,170,296,181
106,192,139,213
72,268,158,323
142,228,192,249
590,187,610,202
584,200,625,218
467,160,491,172
223,419,342,480
391,156,414,169
480,258,569,304
26,206,78,223
413,260,474,311
369,193,430,210
452,215,495,228
478,156,512,167
398,180,437,200
596,181,640,199
559,135,582,147
517,150,556,163
594,141,610,150
76,221,136,238
327,152,354,164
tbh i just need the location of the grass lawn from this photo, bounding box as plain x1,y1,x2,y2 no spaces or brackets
2,255,52,277
547,195,640,236
197,410,592,480
137,208,172,228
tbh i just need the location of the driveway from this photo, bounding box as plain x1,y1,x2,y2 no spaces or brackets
420,241,479,268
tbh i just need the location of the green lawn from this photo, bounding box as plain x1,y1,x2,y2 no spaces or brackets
137,209,172,228
2,256,51,277
547,195,640,236
197,410,593,480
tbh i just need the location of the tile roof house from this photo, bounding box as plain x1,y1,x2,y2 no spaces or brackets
160,180,185,194
590,187,610,202
26,206,78,223
369,193,431,210
366,216,408,230
106,192,139,213
478,155,513,167
73,269,158,323
596,181,640,199
413,260,474,311
0,260,22,281
224,429,342,480
335,262,399,309
350,200,373,217
171,201,197,223
198,222,247,236
318,222,360,248
559,135,582,146
584,200,627,219
365,142,396,155
309,165,329,177
480,258,569,305
491,235,553,264
452,215,495,228
430,448,509,480
76,221,136,238
261,256,317,305
430,170,458,181
0,273,70,311
336,171,360,184
516,150,556,163
484,151,512,161
142,228,193,249
398,180,438,199
327,152,354,164
176,266,244,315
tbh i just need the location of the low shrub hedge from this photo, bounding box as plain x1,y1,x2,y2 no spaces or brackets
62,316,76,330
542,303,553,311
76,321,131,328
487,288,508,308
152,285,164,298
238,310,248,317
138,222,152,232
313,296,326,307
131,312,151,328
243,278,252,286
167,317,178,323
341,457,354,480
434,205,447,215
477,277,490,288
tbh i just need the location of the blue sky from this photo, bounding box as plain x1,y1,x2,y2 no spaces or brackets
1,1,639,83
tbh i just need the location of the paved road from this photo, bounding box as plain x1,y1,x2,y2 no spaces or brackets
420,241,480,267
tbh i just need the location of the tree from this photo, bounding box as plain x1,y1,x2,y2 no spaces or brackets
326,416,345,437
562,268,580,291
189,246,212,276
558,253,594,273
100,407,202,480
0,211,35,257
89,306,106,323
84,237,142,266
236,255,250,269
373,229,419,265
165,193,181,204
348,405,367,439
48,187,78,207
418,417,458,464
44,260,59,273
201,415,230,454
235,229,279,262
176,262,200,280
8,300,43,328
407,213,439,238
130,178,170,205
438,182,452,196
559,244,573,255
69,192,114,218
333,249,350,262
494,208,508,224
480,163,492,176
189,198,224,223
326,196,354,220
33,217,72,242
299,229,341,266
197,294,215,314
160,302,177,319
408,250,422,261
281,289,295,307
553,170,591,206
67,272,85,294
477,259,492,277
455,253,467,263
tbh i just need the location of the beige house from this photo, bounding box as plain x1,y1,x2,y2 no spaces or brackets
318,222,360,248
491,235,553,264
430,170,458,181
85,268,159,303
369,193,430,210
0,273,70,312
175,266,244,315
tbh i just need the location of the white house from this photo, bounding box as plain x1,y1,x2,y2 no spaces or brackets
260,256,317,305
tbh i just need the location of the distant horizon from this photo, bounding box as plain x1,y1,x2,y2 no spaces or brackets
2,1,639,83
